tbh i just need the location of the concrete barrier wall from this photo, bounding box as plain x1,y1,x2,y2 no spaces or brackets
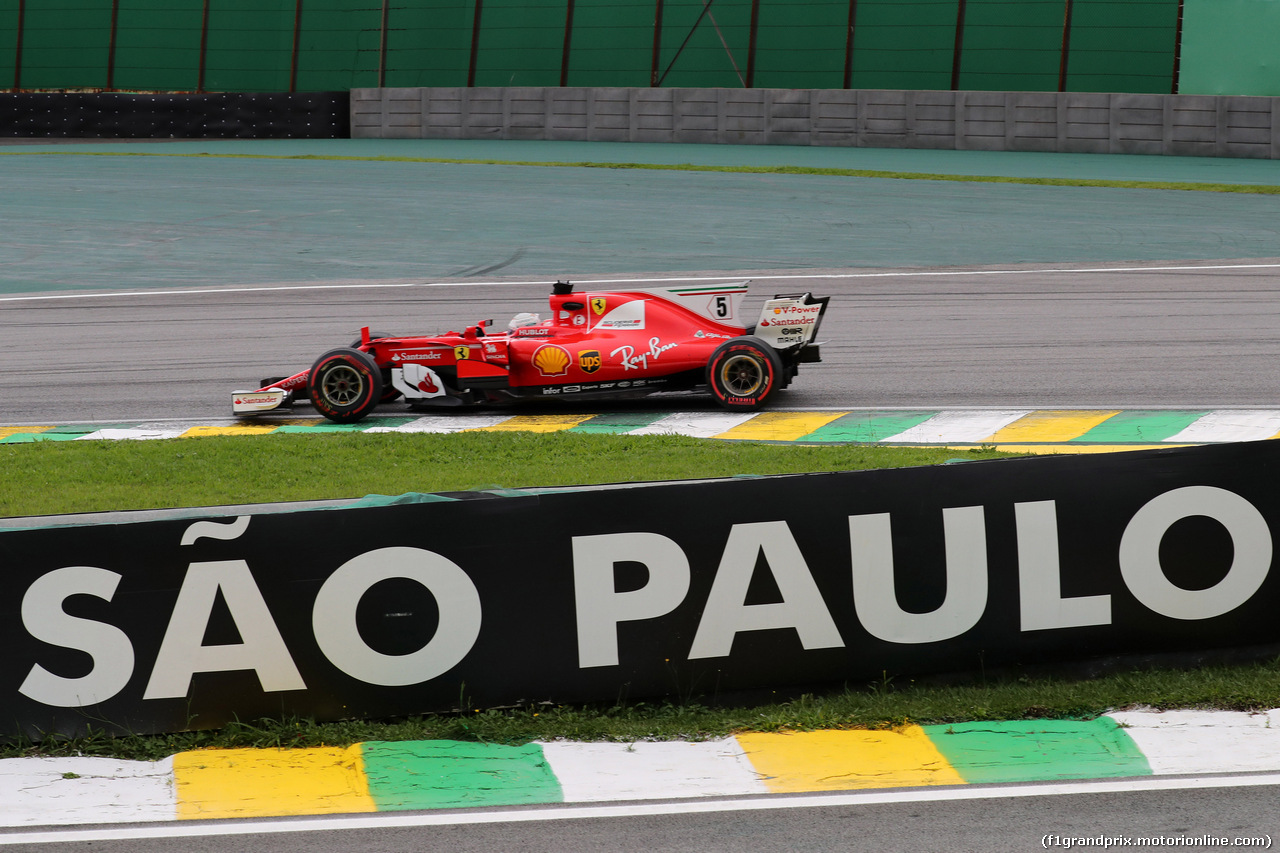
352,87,1280,160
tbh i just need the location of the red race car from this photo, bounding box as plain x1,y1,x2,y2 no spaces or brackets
232,281,828,423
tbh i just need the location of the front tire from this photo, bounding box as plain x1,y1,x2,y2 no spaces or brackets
706,336,782,410
308,347,383,423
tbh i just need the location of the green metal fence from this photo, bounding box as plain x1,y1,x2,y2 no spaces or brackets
1178,0,1280,95
0,0,1270,96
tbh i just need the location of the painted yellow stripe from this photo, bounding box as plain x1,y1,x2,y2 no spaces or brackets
736,728,964,793
477,414,597,433
976,444,1189,456
715,411,849,441
986,410,1121,443
0,426,53,439
173,746,376,820
181,424,286,437
180,418,328,438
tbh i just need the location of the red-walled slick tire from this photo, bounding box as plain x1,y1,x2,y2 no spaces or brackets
308,347,383,423
706,336,782,410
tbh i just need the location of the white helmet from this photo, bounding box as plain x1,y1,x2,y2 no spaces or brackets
508,312,541,330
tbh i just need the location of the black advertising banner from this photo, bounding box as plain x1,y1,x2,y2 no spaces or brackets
2,440,1280,741
0,92,350,139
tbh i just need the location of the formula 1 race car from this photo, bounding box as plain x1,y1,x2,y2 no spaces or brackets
233,281,828,423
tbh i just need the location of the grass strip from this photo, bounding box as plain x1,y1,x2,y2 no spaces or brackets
9,659,1280,761
5,149,1279,195
0,430,1005,517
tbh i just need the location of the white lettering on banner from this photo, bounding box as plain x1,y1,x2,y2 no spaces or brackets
312,547,482,686
14,484,1277,708
572,532,691,668
1016,501,1112,631
1119,486,1272,620
611,338,679,371
688,521,844,659
849,507,989,644
144,560,306,699
19,567,135,707
180,516,250,546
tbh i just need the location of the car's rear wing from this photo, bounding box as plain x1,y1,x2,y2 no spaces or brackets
752,293,829,350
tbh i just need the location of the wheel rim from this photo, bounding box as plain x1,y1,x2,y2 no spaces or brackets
320,363,366,406
719,353,765,396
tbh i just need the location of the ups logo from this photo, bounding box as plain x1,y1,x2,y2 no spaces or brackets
578,349,602,374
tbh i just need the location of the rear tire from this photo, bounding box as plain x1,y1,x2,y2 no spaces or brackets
706,336,782,410
308,347,383,423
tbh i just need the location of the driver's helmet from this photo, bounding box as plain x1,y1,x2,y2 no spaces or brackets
509,312,541,330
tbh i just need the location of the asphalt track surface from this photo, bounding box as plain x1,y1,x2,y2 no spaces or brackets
9,779,1279,852
2,139,1280,424
2,140,1280,423
7,260,1280,424
3,140,1280,849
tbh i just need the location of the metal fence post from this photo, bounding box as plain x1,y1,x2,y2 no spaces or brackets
106,0,120,90
468,0,484,87
560,0,575,87
651,0,665,86
951,0,967,91
13,0,25,89
843,0,857,89
197,0,209,93
290,0,303,92
1058,0,1073,92
378,0,389,88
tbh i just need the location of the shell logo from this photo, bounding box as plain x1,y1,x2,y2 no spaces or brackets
533,344,572,377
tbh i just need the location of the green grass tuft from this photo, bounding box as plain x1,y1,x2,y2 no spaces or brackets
7,149,1279,195
6,658,1279,760
0,431,1005,517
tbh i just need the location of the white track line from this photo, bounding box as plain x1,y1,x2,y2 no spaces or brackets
1163,410,1280,443
5,263,1280,303
880,410,1030,444
3,773,1277,846
629,412,758,437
